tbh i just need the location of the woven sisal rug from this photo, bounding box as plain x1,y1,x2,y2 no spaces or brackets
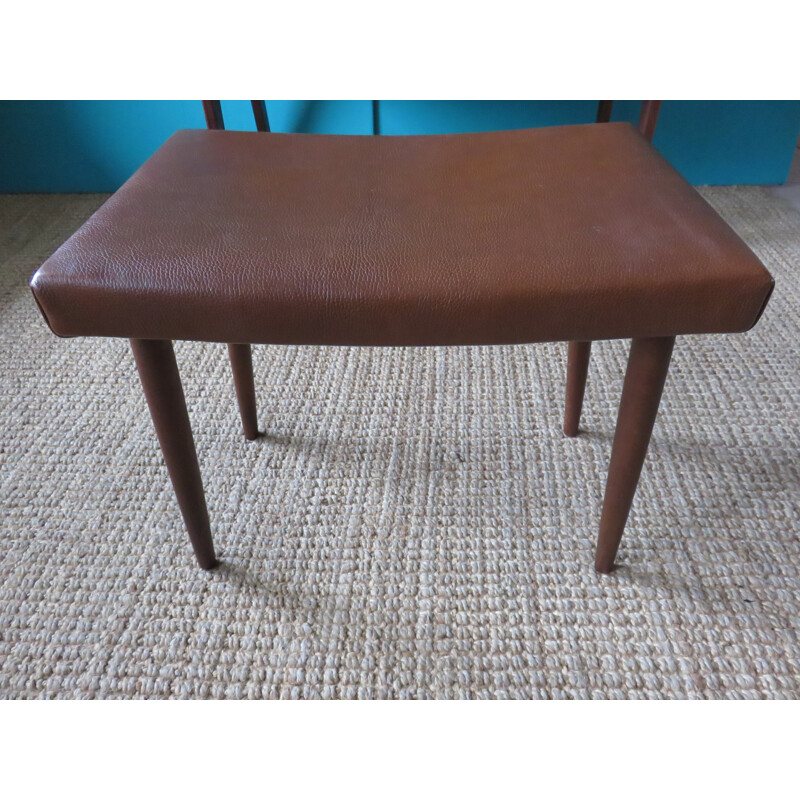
0,188,798,699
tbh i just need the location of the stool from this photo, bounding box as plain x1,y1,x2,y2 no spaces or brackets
30,107,774,573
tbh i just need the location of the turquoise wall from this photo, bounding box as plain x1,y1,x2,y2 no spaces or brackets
1,100,798,192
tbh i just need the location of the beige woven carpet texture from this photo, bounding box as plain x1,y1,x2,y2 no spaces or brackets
1,189,798,699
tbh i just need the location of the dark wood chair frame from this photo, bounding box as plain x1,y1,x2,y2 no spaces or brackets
133,99,663,573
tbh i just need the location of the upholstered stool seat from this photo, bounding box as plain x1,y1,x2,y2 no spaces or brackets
31,124,772,346
30,117,774,575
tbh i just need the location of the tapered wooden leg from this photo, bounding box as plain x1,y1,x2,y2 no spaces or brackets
227,343,259,440
564,341,592,437
596,100,614,123
595,336,675,573
130,339,217,569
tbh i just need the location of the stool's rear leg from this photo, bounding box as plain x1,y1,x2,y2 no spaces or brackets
595,336,674,573
227,343,260,440
130,339,217,569
564,341,592,437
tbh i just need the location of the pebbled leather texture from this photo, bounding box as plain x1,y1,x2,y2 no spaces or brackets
30,123,774,346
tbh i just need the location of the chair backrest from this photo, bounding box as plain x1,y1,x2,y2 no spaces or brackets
598,101,662,142
201,100,662,142
202,100,270,132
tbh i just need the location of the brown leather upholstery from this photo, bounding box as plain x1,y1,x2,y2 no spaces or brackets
31,122,773,346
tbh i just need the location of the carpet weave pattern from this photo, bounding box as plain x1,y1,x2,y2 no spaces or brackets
1,189,798,699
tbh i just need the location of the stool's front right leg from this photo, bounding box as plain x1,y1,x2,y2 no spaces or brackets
130,338,217,569
595,336,675,573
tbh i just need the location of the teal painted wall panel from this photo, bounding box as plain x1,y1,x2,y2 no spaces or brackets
377,100,600,133
378,100,800,186
0,100,373,193
0,101,205,193
609,100,800,185
1,100,798,191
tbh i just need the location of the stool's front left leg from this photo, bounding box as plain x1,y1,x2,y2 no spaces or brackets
130,338,217,569
595,336,675,573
